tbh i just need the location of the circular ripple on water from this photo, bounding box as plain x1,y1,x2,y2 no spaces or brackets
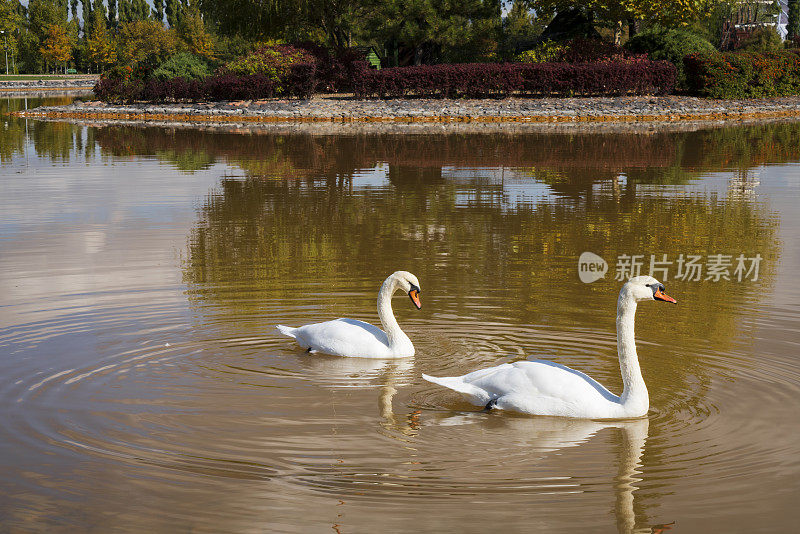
3,306,800,511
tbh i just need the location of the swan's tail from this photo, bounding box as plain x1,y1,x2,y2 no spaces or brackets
275,325,297,339
421,373,490,405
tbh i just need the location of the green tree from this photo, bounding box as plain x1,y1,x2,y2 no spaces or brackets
25,0,69,72
108,0,118,28
177,2,214,57
362,0,501,63
86,3,116,70
789,0,800,40
503,0,553,56
0,0,23,72
119,0,151,24
165,0,179,28
81,0,93,29
528,0,719,44
117,19,178,73
28,0,68,42
197,0,301,40
153,0,165,23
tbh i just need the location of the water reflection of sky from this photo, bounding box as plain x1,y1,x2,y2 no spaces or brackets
0,152,227,315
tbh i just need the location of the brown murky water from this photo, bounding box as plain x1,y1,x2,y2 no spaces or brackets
1,96,799,532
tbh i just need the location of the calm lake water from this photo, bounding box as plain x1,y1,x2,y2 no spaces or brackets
1,96,799,532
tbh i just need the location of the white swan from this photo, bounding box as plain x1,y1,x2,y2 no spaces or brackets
422,276,676,419
276,271,422,358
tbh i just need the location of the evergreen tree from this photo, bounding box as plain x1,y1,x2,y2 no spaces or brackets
528,0,717,44
81,0,92,27
108,0,117,28
362,0,501,63
165,0,178,28
789,0,800,40
153,0,165,24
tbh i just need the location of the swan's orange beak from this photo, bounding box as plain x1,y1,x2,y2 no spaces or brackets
408,289,422,310
654,288,677,304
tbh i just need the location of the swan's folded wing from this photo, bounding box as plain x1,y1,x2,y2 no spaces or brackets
511,360,618,403
293,318,390,357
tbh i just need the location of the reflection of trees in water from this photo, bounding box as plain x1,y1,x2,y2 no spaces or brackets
1,97,77,162
168,126,781,526
185,174,777,340
178,127,780,441
5,100,800,177
90,121,800,191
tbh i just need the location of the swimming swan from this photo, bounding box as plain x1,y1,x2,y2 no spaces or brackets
276,271,422,358
422,276,676,419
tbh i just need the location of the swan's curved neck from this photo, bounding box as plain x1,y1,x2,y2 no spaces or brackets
377,278,410,349
616,291,648,414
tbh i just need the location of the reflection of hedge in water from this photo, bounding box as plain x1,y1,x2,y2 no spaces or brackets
94,122,800,188
184,173,778,354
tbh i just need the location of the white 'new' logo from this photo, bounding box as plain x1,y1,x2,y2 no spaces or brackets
578,252,608,283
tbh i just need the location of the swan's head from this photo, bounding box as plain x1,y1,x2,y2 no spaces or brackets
389,271,422,310
625,275,677,304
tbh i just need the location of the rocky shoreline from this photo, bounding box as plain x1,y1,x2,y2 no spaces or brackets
0,77,98,91
10,94,800,131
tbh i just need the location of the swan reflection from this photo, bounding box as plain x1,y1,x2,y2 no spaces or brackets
426,414,667,533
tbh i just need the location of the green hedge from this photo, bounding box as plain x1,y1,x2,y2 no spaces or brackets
685,50,800,98
625,28,716,90
152,52,212,80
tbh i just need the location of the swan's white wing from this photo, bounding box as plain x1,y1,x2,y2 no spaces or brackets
510,360,617,403
425,359,621,417
289,318,392,358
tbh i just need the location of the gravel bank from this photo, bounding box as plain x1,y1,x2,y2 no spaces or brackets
0,77,98,91
11,94,800,127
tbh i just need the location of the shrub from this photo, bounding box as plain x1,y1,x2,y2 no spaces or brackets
221,44,319,96
203,74,278,100
516,38,637,64
515,41,566,63
558,38,632,62
223,44,316,95
152,52,212,80
684,50,800,98
737,27,783,53
295,42,371,93
354,59,676,98
94,66,316,103
625,27,717,90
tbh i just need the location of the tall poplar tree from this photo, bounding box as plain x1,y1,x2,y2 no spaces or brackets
165,0,178,28
153,0,165,24
789,0,800,40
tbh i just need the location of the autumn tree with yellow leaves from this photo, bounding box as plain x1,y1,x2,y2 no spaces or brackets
86,6,117,71
39,23,71,73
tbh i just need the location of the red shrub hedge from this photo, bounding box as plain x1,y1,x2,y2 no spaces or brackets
353,60,676,98
294,42,371,93
684,50,800,98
